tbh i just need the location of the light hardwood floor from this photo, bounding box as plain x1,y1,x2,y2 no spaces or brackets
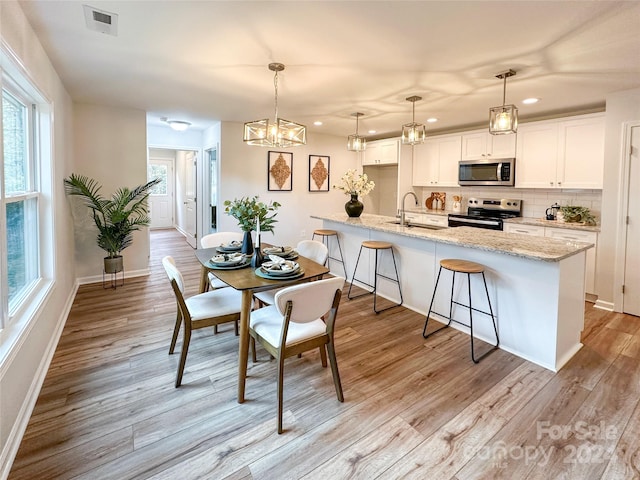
8,229,640,479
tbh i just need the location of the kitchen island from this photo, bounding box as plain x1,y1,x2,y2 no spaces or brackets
312,213,594,371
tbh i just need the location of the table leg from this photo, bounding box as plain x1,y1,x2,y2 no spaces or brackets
199,266,208,293
237,289,253,403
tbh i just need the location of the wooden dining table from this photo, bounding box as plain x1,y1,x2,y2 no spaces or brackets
194,246,330,403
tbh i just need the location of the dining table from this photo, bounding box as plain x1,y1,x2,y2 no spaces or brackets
194,245,330,403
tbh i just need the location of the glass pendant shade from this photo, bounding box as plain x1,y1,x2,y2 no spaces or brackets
489,104,518,135
243,63,307,147
489,69,518,135
401,96,426,145
347,112,366,151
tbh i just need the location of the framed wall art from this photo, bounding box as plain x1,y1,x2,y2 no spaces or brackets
308,155,330,192
267,151,293,191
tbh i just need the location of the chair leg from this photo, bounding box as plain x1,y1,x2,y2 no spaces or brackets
169,311,181,354
277,354,285,434
334,235,348,279
422,266,452,338
319,345,327,367
213,325,218,335
234,319,239,336
327,341,344,402
175,324,191,388
251,336,257,363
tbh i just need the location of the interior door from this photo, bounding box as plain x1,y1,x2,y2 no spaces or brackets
184,151,197,248
148,159,174,228
623,125,640,316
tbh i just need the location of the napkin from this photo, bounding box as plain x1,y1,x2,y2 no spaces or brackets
268,254,285,264
211,252,243,263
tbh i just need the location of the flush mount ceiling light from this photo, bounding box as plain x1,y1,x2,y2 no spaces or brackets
489,69,518,135
168,120,191,131
401,96,426,145
243,63,306,147
347,112,366,152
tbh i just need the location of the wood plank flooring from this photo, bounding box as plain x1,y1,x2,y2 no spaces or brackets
8,228,640,479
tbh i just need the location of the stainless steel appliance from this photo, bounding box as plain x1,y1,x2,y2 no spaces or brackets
448,197,522,230
458,158,515,186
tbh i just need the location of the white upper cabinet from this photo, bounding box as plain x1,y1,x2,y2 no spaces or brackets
363,138,400,165
515,113,604,189
461,131,516,160
412,134,461,187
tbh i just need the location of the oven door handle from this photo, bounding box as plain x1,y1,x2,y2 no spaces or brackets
449,217,502,227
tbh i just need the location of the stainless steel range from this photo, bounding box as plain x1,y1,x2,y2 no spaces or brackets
448,197,522,230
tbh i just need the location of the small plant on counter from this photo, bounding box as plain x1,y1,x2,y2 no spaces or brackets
223,196,281,233
559,205,597,225
332,169,375,197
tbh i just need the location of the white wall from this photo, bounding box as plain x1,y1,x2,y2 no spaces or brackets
72,104,150,279
216,122,359,247
0,1,76,476
597,88,640,308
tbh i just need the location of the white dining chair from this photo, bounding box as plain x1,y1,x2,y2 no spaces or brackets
201,231,244,290
253,239,329,307
249,276,345,434
162,256,242,387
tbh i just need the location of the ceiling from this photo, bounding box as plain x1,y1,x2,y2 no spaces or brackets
17,1,640,139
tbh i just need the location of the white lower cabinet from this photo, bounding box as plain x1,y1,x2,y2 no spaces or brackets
504,223,598,295
420,213,448,228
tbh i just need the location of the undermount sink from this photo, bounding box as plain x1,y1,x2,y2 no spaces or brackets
385,220,446,230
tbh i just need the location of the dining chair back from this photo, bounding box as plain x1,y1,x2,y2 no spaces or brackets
254,239,329,307
162,255,242,387
249,276,345,433
201,231,244,291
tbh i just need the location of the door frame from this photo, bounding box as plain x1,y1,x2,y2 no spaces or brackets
613,121,640,312
148,157,175,229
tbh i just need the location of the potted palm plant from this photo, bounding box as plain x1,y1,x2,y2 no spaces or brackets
223,196,280,254
64,173,161,273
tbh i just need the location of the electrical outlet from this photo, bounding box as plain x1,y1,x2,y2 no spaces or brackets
300,229,306,238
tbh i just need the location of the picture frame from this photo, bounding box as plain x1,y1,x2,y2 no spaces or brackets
308,155,330,192
267,151,293,191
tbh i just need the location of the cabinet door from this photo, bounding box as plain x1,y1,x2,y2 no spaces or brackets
421,214,449,227
489,133,516,158
461,132,487,160
557,115,605,189
437,135,462,186
378,140,399,165
363,142,381,165
545,228,597,294
412,140,439,186
515,122,559,188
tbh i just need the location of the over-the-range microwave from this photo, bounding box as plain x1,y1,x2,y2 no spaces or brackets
458,158,515,186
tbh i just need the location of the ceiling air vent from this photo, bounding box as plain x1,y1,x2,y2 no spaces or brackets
83,4,118,36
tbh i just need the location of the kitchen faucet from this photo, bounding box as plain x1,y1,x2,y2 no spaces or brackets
400,191,419,227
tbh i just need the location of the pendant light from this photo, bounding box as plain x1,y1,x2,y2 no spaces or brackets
243,63,307,147
489,69,518,135
401,96,426,145
347,112,366,151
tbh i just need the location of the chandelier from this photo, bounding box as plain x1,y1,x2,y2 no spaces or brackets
401,96,426,145
489,69,518,135
243,63,307,147
347,112,366,151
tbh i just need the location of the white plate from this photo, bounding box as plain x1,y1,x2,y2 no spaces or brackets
263,246,294,256
261,260,300,276
210,253,244,266
218,241,242,252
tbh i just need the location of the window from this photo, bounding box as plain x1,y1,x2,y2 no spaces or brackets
1,48,51,330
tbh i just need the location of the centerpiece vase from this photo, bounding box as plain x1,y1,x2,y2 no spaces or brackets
241,231,254,255
345,194,364,218
251,234,264,268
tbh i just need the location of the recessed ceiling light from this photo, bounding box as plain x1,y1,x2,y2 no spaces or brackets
522,98,540,105
427,118,438,123
313,121,323,126
368,130,376,134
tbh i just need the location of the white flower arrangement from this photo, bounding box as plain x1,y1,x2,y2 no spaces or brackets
332,169,375,197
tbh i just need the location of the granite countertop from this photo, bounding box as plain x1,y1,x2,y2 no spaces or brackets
504,217,600,233
312,213,595,262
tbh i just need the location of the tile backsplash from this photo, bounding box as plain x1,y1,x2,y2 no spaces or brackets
417,187,602,222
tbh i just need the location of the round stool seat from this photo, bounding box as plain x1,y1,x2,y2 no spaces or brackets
440,258,485,274
314,229,338,236
362,240,393,250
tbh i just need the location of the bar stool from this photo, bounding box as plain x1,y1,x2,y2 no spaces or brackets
312,229,347,279
422,259,499,363
347,240,402,313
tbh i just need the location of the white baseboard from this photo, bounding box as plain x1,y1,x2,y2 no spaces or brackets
77,268,150,286
594,299,615,311
0,281,78,480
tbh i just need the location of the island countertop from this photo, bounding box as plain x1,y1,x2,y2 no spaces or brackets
311,213,593,262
